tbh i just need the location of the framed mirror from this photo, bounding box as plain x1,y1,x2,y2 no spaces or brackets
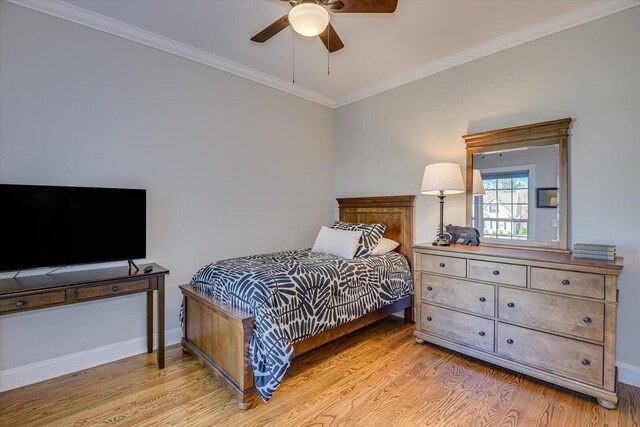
463,118,571,252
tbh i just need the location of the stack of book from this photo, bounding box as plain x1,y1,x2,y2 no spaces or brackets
573,243,616,261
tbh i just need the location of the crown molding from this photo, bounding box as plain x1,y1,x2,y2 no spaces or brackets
333,0,640,108
5,0,639,110
4,0,337,108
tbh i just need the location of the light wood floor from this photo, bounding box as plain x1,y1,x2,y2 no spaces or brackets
1,318,639,426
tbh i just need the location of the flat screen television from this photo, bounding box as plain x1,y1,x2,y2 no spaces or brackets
0,184,146,272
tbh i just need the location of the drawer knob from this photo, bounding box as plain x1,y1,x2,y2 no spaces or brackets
439,263,445,268
493,270,500,275
426,316,432,321
479,297,486,302
112,286,119,293
581,359,591,366
479,331,486,337
427,286,433,291
15,300,24,308
562,279,570,286
583,316,592,324
506,339,514,344
507,302,515,308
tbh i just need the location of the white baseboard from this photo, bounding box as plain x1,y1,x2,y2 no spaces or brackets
0,327,182,392
617,361,640,388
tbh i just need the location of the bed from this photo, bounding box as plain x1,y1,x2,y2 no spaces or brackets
179,195,415,408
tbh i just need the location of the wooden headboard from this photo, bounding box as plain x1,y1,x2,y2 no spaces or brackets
337,195,415,268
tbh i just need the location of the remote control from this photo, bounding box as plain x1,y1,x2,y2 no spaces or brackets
144,265,153,273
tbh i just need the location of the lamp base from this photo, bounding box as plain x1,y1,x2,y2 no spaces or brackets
432,238,450,247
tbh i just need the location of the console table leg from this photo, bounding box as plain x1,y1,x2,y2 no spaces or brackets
146,291,153,354
157,276,165,369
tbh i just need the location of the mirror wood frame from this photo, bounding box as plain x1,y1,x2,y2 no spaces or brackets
463,118,572,252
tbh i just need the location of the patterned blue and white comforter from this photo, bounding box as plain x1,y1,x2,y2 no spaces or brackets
187,249,413,402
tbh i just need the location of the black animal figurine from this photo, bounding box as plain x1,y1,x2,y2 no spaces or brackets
445,224,480,246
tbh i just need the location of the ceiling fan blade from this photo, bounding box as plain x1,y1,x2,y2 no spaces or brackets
250,15,290,43
330,0,397,13
318,23,344,53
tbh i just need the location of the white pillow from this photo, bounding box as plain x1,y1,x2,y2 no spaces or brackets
371,237,400,256
312,226,362,259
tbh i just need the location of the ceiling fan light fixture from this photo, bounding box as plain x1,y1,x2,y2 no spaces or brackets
288,3,329,37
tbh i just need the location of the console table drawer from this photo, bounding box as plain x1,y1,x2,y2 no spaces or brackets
76,279,150,300
0,291,67,314
530,268,605,300
499,287,604,341
419,254,467,278
421,274,494,317
469,260,526,287
421,303,494,352
497,323,603,386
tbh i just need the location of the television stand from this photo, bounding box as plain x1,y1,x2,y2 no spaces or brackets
0,263,170,369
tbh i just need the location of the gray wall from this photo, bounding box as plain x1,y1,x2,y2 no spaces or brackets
0,2,334,371
334,7,640,369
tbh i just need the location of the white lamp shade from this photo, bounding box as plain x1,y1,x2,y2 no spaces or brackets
420,163,465,196
472,169,486,196
288,3,329,37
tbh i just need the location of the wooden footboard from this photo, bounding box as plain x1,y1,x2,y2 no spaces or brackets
180,284,257,409
180,284,413,409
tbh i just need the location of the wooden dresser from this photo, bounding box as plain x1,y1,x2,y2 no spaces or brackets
413,244,623,408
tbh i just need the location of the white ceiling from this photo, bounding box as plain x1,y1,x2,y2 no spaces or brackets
13,0,640,107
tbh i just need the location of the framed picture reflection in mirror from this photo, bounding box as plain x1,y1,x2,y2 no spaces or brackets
537,187,558,208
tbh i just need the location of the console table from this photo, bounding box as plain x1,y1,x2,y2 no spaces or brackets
0,263,170,368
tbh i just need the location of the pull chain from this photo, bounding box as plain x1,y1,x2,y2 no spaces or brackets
292,30,295,84
327,26,330,76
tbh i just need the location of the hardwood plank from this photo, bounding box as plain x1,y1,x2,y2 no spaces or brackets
261,328,424,426
1,352,198,426
1,318,638,426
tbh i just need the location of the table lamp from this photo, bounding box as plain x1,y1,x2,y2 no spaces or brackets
421,163,466,246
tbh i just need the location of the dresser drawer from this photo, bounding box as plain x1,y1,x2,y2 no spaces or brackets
420,303,494,352
418,254,467,278
497,323,603,386
421,274,494,317
469,260,526,287
0,291,67,314
76,279,150,300
498,287,604,342
530,268,605,300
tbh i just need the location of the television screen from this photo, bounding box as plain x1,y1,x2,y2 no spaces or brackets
0,184,146,272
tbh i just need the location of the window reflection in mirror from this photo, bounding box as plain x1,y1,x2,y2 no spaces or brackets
472,145,559,242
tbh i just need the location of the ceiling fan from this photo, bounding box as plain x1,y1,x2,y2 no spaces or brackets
251,0,398,53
